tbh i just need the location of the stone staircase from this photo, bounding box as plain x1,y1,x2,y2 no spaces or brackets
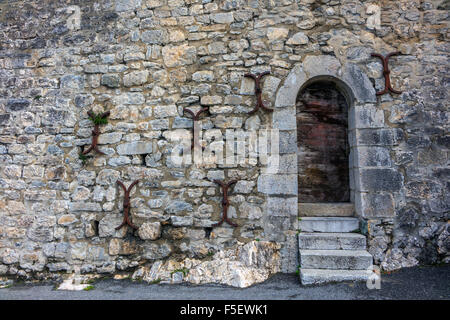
298,203,374,285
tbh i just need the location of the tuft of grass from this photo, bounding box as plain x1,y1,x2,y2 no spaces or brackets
34,95,42,101
295,266,301,275
88,113,108,125
150,278,161,284
171,268,189,277
78,153,91,165
255,238,260,242
83,285,95,291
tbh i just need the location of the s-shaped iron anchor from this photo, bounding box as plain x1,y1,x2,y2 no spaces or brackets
371,52,402,96
82,110,110,155
213,180,238,228
116,180,139,231
183,106,209,149
244,71,273,114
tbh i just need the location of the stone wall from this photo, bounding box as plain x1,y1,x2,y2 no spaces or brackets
0,0,448,286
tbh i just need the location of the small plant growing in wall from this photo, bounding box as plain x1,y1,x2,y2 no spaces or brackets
171,268,189,277
79,110,110,165
88,111,109,125
295,266,301,275
78,152,91,165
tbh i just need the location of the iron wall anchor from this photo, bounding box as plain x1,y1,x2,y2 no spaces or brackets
116,180,139,231
244,71,273,114
82,110,110,155
213,179,238,228
183,106,209,149
371,52,402,95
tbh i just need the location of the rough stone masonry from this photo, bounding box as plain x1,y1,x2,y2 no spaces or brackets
0,0,448,287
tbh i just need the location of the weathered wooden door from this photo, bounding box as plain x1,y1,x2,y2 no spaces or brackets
296,82,350,203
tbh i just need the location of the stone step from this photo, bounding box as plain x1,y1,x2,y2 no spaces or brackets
300,269,372,285
299,203,354,217
298,233,366,250
298,217,359,233
299,249,373,270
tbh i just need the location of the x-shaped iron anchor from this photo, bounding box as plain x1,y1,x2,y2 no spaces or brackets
183,106,209,149
213,180,238,228
116,180,139,231
82,111,110,155
244,71,273,114
371,52,402,96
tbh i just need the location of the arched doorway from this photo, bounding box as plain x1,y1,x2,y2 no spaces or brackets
296,80,350,203
265,57,377,273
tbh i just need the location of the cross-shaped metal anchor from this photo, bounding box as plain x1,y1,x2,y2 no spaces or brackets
244,71,273,114
82,110,110,155
116,180,139,231
183,106,209,149
371,52,402,96
213,180,238,228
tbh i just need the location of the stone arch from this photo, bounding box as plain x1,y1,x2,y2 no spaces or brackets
259,55,376,272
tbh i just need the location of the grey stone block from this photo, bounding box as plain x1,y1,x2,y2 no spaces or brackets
298,233,366,250
141,30,169,45
278,131,297,154
342,63,377,103
299,217,359,233
117,141,152,155
257,174,297,195
300,250,373,270
355,128,404,146
276,154,298,174
349,105,385,129
357,192,395,218
299,203,354,217
171,216,193,226
266,197,298,216
300,269,371,285
272,107,296,130
116,0,141,12
303,55,341,78
356,146,392,168
359,168,403,192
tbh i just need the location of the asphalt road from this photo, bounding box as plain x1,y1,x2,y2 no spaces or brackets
1,265,449,300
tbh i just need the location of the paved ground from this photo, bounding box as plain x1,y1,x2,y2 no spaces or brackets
0,265,449,300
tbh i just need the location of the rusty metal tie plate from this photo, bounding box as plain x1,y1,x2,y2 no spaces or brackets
82,110,110,156
116,180,139,231
213,179,238,228
244,71,273,114
371,52,402,96
183,106,209,150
